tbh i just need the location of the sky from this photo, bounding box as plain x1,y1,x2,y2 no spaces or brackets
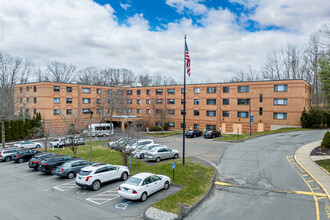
0,0,329,83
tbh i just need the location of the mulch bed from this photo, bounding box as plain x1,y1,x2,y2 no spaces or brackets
310,146,330,156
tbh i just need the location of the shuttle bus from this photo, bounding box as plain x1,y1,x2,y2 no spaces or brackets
83,123,114,137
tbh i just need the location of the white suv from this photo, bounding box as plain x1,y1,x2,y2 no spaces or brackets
50,138,66,148
75,163,129,191
126,139,155,151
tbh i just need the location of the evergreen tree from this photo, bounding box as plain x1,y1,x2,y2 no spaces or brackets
321,131,330,149
5,121,12,141
19,117,25,139
300,109,311,128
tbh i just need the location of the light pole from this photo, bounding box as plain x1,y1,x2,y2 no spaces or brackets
89,111,94,162
249,99,252,136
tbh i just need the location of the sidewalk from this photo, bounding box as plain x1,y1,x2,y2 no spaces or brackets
295,140,330,201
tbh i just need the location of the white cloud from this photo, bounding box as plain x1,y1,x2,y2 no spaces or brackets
165,0,208,15
0,0,328,83
120,3,130,10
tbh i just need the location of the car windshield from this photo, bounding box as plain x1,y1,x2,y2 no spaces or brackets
206,131,212,134
128,140,137,145
149,148,158,152
60,161,72,168
125,177,142,186
79,170,92,176
187,131,193,134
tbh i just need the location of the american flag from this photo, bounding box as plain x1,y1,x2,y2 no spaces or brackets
185,42,191,77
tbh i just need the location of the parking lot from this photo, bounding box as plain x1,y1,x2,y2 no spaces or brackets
0,161,181,220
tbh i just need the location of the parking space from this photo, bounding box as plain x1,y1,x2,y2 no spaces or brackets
0,160,181,220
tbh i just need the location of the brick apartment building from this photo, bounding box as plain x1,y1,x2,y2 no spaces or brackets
14,79,312,134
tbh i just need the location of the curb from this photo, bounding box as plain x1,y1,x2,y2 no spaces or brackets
294,141,330,201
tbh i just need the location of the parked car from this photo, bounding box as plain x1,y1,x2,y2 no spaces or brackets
132,144,161,159
64,137,85,146
13,141,42,149
28,153,57,170
126,139,155,151
13,149,42,163
55,159,94,179
50,138,66,148
75,163,129,191
38,155,74,174
203,130,221,138
185,130,203,138
118,172,171,202
0,148,21,162
108,137,130,150
144,146,179,162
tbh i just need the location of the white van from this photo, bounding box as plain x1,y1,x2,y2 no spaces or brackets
83,123,114,137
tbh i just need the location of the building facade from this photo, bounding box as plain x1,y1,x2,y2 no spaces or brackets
14,79,312,134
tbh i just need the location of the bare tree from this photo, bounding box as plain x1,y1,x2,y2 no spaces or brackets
31,120,58,153
101,68,135,86
47,61,77,83
150,97,169,133
76,67,101,85
137,74,153,86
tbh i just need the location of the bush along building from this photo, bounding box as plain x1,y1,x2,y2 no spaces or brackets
14,79,312,134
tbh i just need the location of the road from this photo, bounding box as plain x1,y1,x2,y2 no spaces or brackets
187,130,330,220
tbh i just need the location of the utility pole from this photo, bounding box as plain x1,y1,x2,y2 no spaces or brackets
89,111,93,162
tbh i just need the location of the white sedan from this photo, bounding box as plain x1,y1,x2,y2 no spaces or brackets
118,172,170,202
13,141,42,149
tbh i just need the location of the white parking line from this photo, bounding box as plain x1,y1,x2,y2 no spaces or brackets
86,188,119,205
23,172,41,177
53,181,77,191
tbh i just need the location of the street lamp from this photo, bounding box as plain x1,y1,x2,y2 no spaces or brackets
249,99,253,136
89,111,94,162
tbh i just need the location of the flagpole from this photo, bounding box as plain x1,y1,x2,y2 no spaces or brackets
183,34,186,166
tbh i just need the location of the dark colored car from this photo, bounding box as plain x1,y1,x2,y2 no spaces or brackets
203,130,221,139
38,155,79,175
55,160,95,179
13,149,42,163
185,130,203,138
28,153,58,170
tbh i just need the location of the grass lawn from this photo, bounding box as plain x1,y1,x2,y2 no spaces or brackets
316,159,330,173
217,127,310,141
47,141,214,215
143,130,183,137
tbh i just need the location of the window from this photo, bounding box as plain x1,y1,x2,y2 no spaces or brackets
137,109,141,114
223,99,229,105
108,89,112,94
194,124,199,129
156,121,162,126
66,98,72,104
96,109,101,114
156,99,163,104
237,111,249,118
127,99,132,104
167,109,175,115
194,110,199,116
66,87,72,92
194,99,200,105
136,90,141,95
274,99,287,105
207,87,216,93
146,99,151,104
156,109,162,114
259,94,263,102
206,111,216,116
96,89,101,94
54,86,60,92
168,89,175,94
137,99,141,104
117,99,123,104
20,98,23,103
223,87,229,93
194,88,200,94
20,87,23,93
181,88,186,94
146,109,151,114
34,86,37,92
34,109,37,115
53,98,60,104
53,109,60,115
207,99,216,105
26,98,30,103
181,99,186,104
168,122,175,127
26,109,29,114
26,87,30,91
206,125,216,130
117,108,123,113
117,90,123,95
167,99,175,104
82,109,91,114
274,113,287,119
66,109,72,115
274,85,287,92
146,89,151,95
127,108,132,113
156,89,163,94
181,110,186,115
126,90,132,95
82,88,91,93
238,86,249,93
237,99,249,105
82,98,91,104
259,107,263,116
223,111,229,117
96,99,101,104
34,98,37,103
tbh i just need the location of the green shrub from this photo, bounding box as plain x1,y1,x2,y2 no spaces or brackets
162,122,169,131
148,126,161,131
321,131,330,149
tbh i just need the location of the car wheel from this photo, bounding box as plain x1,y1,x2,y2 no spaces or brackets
121,172,128,181
36,145,41,148
163,181,170,190
194,134,196,138
140,153,145,159
18,158,24,163
5,157,11,162
173,154,179,159
140,192,148,202
156,157,161,163
92,180,101,191
67,172,75,179
50,167,56,175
